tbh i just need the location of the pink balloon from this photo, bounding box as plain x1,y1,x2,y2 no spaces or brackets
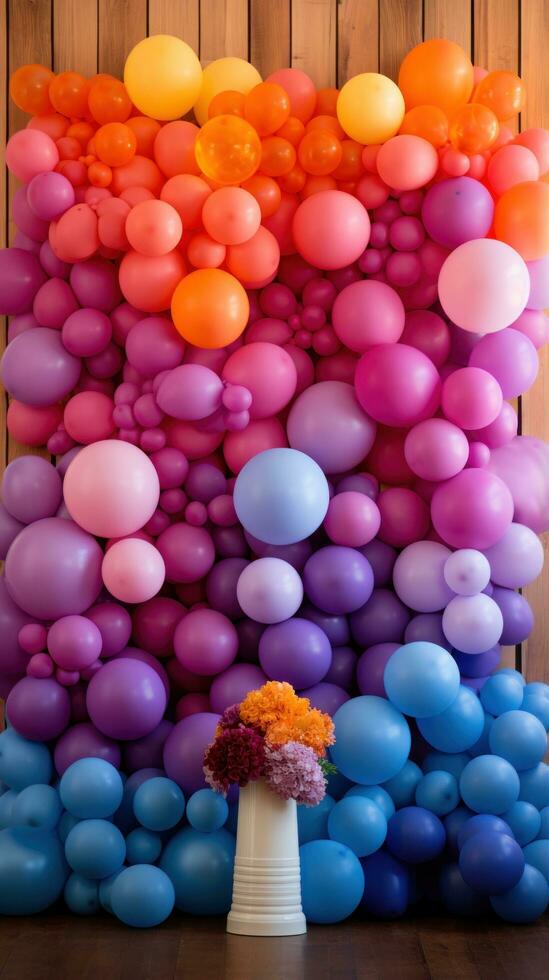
102,539,165,603
441,367,503,430
125,199,182,256
6,129,59,183
156,364,224,420
431,469,514,549
222,342,297,419
404,418,469,481
202,187,261,245
376,135,438,191
332,280,405,353
292,191,370,270
488,435,549,534
378,488,430,548
355,344,441,427
438,239,530,334
164,418,224,460
487,145,539,195
51,204,100,263
224,417,288,474
324,491,381,547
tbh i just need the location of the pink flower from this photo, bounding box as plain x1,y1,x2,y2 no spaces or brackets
264,741,326,806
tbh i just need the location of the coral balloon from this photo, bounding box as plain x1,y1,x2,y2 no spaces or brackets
293,190,370,270
487,146,540,196
119,250,186,313
398,39,474,114
124,35,202,120
226,226,280,286
171,269,249,349
153,120,200,177
337,74,405,144
376,135,438,191
267,68,317,123
125,200,182,256
494,181,549,261
202,187,261,245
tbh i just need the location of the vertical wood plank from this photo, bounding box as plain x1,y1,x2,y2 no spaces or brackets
379,0,422,81
520,0,549,681
148,0,200,52
291,0,337,89
423,0,471,54
337,0,379,84
199,0,249,64
98,0,147,77
250,0,290,79
53,0,98,75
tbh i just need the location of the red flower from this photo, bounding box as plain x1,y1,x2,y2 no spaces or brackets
204,726,266,794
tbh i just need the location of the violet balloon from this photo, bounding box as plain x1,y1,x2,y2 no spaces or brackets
469,328,539,400
87,658,167,741
287,381,377,474
156,364,224,421
123,719,174,774
303,546,374,616
259,617,332,689
492,587,535,646
0,576,35,676
53,721,122,776
1,455,62,525
1,327,81,407
7,676,71,741
350,589,411,648
404,613,447,648
300,682,350,715
163,712,221,796
0,504,25,561
209,663,267,714
356,643,399,697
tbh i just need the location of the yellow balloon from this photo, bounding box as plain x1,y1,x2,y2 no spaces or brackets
124,35,202,121
194,57,262,126
337,73,405,144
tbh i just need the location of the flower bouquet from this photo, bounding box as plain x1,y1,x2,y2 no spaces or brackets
204,681,335,936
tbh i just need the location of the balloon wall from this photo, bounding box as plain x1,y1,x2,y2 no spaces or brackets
1,34,549,928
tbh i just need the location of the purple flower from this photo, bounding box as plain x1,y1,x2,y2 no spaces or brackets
264,741,326,807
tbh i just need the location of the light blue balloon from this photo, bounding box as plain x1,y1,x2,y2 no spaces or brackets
521,693,549,730
0,827,67,914
65,819,126,880
328,796,387,857
332,696,411,785
126,827,163,865
111,865,175,928
497,668,526,687
11,784,62,830
0,728,52,790
64,873,100,915
460,755,520,815
58,811,80,844
300,840,364,923
418,685,484,752
489,709,547,771
384,642,460,718
415,771,459,816
0,789,17,829
186,789,228,833
133,776,185,832
480,673,524,716
502,802,541,846
233,448,330,545
523,681,549,699
344,785,395,820
382,761,423,809
491,864,549,923
297,794,335,844
422,752,470,781
160,827,235,915
60,758,123,819
537,806,549,840
519,763,549,809
523,840,549,884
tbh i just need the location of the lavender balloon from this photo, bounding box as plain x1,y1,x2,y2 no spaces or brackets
2,455,62,524
393,541,453,613
259,618,332,689
303,546,374,615
287,381,377,474
156,364,224,420
404,613,448,648
236,558,303,625
87,658,167,741
300,682,349,715
356,643,399,697
527,256,549,310
209,663,267,714
483,522,544,589
54,722,122,775
0,247,46,315
7,676,71,741
0,576,35,675
443,550,491,597
1,327,81,406
489,436,549,534
163,712,221,796
469,328,539,399
422,177,494,248
442,594,503,654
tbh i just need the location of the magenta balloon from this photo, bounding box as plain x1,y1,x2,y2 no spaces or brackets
132,597,185,657
287,381,377,474
0,504,25,561
509,309,549,350
86,602,132,657
474,402,518,449
2,455,62,525
27,171,75,221
39,240,71,279
12,186,49,241
163,712,221,795
87,658,167,740
185,463,226,503
488,436,549,534
469,328,539,399
0,577,35,675
156,523,215,583
62,308,112,358
421,177,494,247
1,327,81,407
173,608,238,675
222,342,297,419
5,517,103,620
431,469,514,549
355,344,440,427
47,614,102,670
401,310,451,368
0,247,46,315
356,643,399,697
300,682,349,715
70,258,121,312
350,589,410,647
123,719,174,774
331,280,406,354
54,721,121,775
126,316,185,378
33,277,78,329
156,364,224,420
7,676,71,741
209,663,267,714
526,256,549,310
404,418,469,482
441,367,503,430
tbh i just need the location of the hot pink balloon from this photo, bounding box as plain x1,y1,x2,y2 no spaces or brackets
222,342,297,419
404,418,470,481
431,469,514,549
292,191,370,270
355,344,441,427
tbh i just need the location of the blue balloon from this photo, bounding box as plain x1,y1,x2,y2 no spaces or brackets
0,789,17,829
233,448,330,545
386,807,445,864
0,827,67,914
382,761,422,808
126,827,163,865
225,800,239,836
491,864,549,923
459,830,524,895
60,758,123,819
489,709,547,771
133,777,185,832
58,811,80,843
538,806,549,840
186,789,228,833
64,873,100,915
460,755,520,814
521,693,549,730
502,801,541,846
415,771,459,816
360,850,410,919
439,863,487,916
328,797,387,857
422,751,470,781
523,840,549,884
519,763,549,809
497,668,526,686
325,765,353,800
65,819,126,879
523,681,549,699
480,673,524,716
300,840,364,924
11,784,62,830
160,827,235,914
418,685,484,752
384,642,460,718
332,696,411,785
344,785,395,820
98,872,120,913
457,814,513,851
111,865,175,927
113,767,163,834
297,794,335,844
0,728,52,790
443,807,474,856
467,712,494,758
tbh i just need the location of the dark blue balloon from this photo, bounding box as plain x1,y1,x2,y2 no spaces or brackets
457,814,513,851
0,827,68,914
160,827,235,915
443,807,474,856
491,864,549,923
386,806,446,864
360,850,410,919
439,862,487,916
459,830,524,895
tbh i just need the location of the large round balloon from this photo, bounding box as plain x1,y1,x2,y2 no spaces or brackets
1,327,81,406
0,827,67,914
438,239,529,334
287,381,376,474
355,345,440,428
292,191,370,270
488,436,549,534
331,696,411,784
163,713,221,796
87,659,167,741
124,35,202,120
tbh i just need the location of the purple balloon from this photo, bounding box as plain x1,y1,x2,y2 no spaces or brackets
131,597,185,657
259,617,332,689
300,603,350,646
300,682,350,715
356,643,399,697
47,615,103,670
0,504,25,561
126,317,185,378
39,239,71,280
163,712,221,795
0,247,46,315
245,533,313,571
54,721,121,775
469,328,539,399
87,658,167,741
350,589,411,647
211,524,249,559
1,327,81,406
12,186,49,241
0,576,34,675
235,618,265,663
186,463,227,503
86,602,133,657
70,258,122,313
324,645,357,690
27,171,75,221
422,177,494,248
360,539,397,587
156,364,224,420
461,675,489,694
2,455,62,524
527,256,549,310
5,518,103,620
287,381,377,474
114,647,170,700
303,546,374,615
173,608,238,675
404,613,448,648
491,587,534,645
209,663,267,714
337,473,378,499
7,676,71,740
206,558,248,619
489,436,549,534
123,719,174,774
452,645,501,679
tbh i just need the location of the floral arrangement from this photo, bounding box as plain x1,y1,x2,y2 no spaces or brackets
203,681,335,806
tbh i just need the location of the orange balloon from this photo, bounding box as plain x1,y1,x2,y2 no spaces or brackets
244,82,291,137
400,104,449,147
126,116,161,157
161,174,212,228
120,249,187,312
226,226,280,286
331,140,364,181
450,103,499,155
67,121,96,147
88,161,112,188
110,155,164,196
494,181,549,261
171,269,249,348
398,39,474,114
260,136,296,177
56,136,82,161
195,115,261,185
298,130,343,176
154,120,200,177
305,115,345,139
88,76,132,124
276,116,306,146
95,122,137,167
28,113,68,141
10,63,55,115
241,174,281,218
278,164,307,194
187,232,226,269
474,71,526,122
119,187,155,207
49,71,89,118
208,90,246,118
316,87,339,116
301,175,337,198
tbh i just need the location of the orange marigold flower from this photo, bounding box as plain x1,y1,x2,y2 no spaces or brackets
240,681,334,756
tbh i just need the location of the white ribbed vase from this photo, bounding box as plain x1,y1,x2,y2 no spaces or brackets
226,779,307,936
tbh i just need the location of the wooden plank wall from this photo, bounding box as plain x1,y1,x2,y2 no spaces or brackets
1,0,548,679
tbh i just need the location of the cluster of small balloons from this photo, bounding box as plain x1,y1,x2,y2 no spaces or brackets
1,30,549,928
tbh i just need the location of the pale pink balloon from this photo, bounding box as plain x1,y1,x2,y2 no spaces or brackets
292,191,370,270
438,239,530,334
102,538,165,603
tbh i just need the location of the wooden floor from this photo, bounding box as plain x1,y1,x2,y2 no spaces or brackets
0,912,548,980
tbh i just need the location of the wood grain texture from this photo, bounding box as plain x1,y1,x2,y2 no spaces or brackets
98,0,147,76
148,0,199,50
291,0,337,88
379,0,422,81
474,0,519,137
53,0,98,75
199,0,248,63
250,0,290,79
423,0,472,53
337,0,379,84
